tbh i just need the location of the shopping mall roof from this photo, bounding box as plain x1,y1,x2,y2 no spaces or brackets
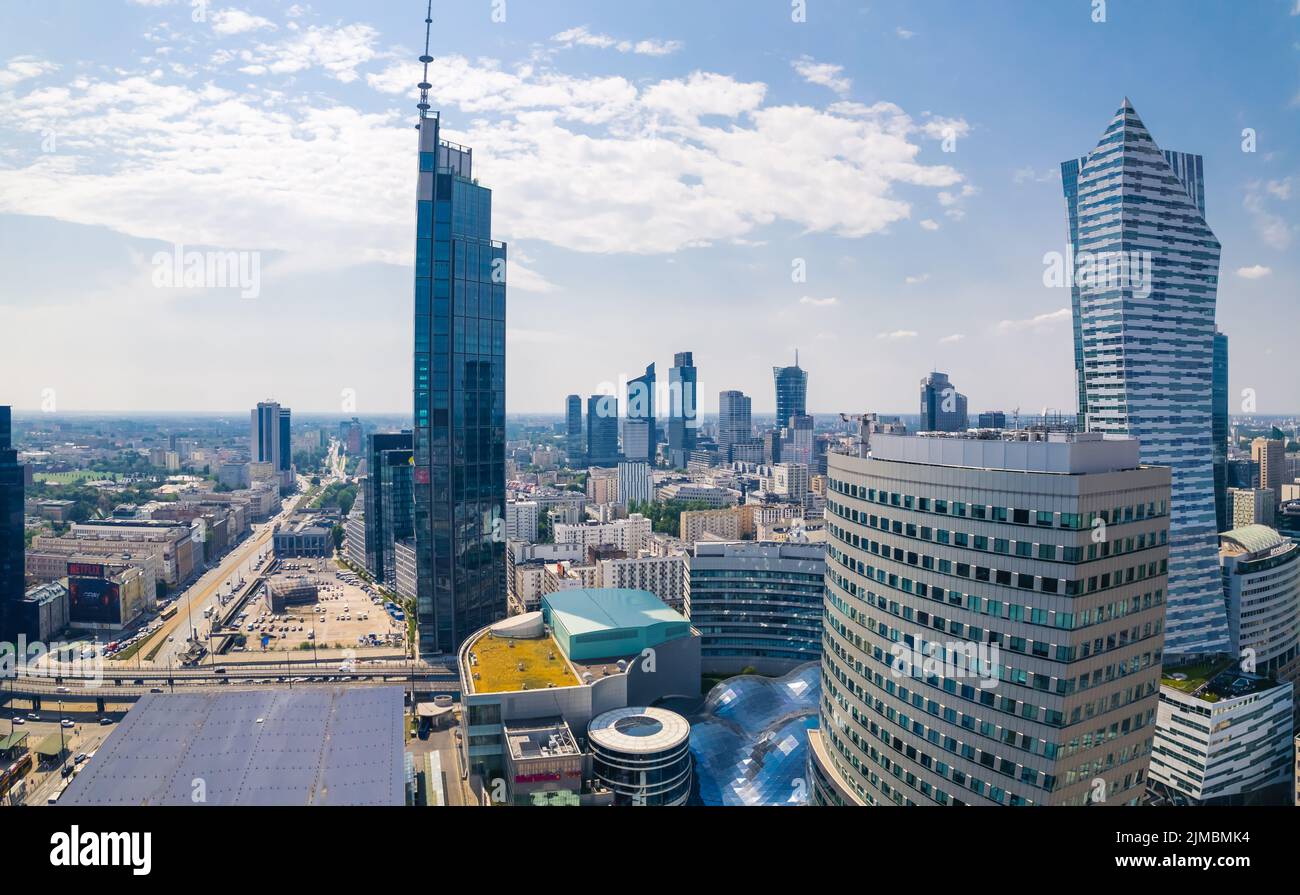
543,588,684,634
57,687,405,805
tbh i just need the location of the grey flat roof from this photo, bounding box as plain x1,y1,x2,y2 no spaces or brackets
58,687,405,806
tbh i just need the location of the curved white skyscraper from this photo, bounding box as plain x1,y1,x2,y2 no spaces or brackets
1061,99,1229,656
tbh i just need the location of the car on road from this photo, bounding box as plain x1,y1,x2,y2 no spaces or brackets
26,713,38,721
213,668,227,675
60,719,74,728
149,688,164,693
56,686,70,694
10,717,24,725
74,753,87,764
99,718,112,725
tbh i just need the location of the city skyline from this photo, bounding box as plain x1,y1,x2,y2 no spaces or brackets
2,1,1298,415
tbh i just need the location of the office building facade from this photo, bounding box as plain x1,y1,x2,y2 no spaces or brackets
364,431,414,584
586,395,619,467
811,432,1170,806
1219,525,1300,683
773,360,808,429
411,107,508,655
1149,665,1293,805
1212,331,1229,532
251,401,293,489
1060,98,1228,656
565,394,583,463
718,389,753,456
0,407,25,642
624,363,656,464
667,352,698,468
617,459,653,508
919,371,968,432
685,540,825,675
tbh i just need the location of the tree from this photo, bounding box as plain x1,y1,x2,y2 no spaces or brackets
330,524,345,552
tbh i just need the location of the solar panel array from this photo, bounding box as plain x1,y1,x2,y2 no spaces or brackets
59,687,405,806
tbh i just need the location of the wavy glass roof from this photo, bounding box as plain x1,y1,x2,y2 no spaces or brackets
688,663,820,806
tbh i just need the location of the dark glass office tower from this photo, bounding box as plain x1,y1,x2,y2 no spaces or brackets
278,409,292,478
919,370,969,432
625,363,656,463
365,432,414,585
667,352,697,468
1212,330,1229,532
0,407,23,642
587,394,619,467
718,390,752,451
565,395,583,462
412,105,507,655
773,358,808,429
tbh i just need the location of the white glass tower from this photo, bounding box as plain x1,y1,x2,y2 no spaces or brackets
1060,99,1228,656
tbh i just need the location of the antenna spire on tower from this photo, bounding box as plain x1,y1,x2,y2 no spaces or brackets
416,0,434,120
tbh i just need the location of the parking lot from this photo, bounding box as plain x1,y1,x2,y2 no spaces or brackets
229,558,407,657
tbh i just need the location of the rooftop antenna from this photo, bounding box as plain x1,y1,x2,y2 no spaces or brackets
416,0,434,121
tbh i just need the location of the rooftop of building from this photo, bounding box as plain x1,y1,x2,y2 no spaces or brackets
1162,660,1284,703
1220,524,1293,559
503,717,581,761
58,687,405,805
588,705,691,754
542,588,685,636
463,628,579,695
864,431,1149,476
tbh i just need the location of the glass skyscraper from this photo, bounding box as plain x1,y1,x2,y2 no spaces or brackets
364,432,414,585
586,394,619,467
0,407,24,642
718,389,752,451
919,371,968,432
667,351,697,468
1212,330,1229,533
1060,99,1228,655
251,400,292,487
773,359,808,429
565,394,583,462
412,108,507,655
624,363,656,463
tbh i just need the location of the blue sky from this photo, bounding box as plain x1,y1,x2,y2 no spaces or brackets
1,0,1297,416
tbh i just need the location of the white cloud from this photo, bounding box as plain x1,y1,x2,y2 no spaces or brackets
1244,181,1294,250
799,296,838,307
896,27,915,39
938,333,965,344
996,308,1070,333
904,273,930,285
0,37,970,268
1236,264,1273,279
1013,166,1057,184
919,219,940,231
0,57,58,88
552,26,682,56
210,9,277,36
877,329,918,341
792,57,851,97
242,23,379,83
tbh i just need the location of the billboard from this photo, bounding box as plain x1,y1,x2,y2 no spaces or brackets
68,576,122,625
